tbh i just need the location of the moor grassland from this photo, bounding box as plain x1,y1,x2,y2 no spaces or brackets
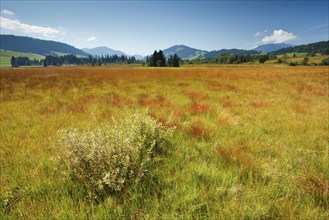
0,66,328,219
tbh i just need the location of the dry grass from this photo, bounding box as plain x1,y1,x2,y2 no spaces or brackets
1,66,328,219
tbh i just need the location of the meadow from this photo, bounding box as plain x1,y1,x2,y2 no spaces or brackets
0,66,328,219
0,49,45,68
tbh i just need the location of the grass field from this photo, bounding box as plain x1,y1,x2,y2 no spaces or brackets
266,54,329,65
0,49,45,67
0,66,328,219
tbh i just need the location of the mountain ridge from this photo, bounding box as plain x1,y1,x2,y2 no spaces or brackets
82,46,127,57
254,43,294,53
1,35,328,61
271,41,329,55
0,35,88,57
162,45,207,60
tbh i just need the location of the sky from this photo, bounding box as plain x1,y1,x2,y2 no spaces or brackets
0,0,328,55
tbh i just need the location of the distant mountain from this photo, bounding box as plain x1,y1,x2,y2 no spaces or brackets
271,41,329,55
204,49,259,58
132,54,145,61
0,35,88,57
254,43,294,53
162,45,260,60
82,46,127,57
163,45,207,60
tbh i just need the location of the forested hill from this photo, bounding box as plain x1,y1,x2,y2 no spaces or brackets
0,35,88,57
271,41,329,55
204,49,259,59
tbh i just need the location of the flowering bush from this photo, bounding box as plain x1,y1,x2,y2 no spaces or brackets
56,111,174,195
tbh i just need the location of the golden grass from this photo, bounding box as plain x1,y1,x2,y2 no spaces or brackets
0,66,328,219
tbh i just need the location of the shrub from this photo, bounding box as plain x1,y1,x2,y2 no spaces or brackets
301,57,309,65
55,111,174,195
321,57,329,66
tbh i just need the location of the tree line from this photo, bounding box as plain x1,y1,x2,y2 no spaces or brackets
10,51,329,67
187,53,272,64
272,41,329,55
11,54,140,67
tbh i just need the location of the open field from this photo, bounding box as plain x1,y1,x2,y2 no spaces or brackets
0,49,45,68
1,66,328,219
266,54,329,65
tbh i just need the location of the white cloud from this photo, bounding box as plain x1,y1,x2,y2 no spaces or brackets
1,9,14,16
86,36,96,41
0,16,62,37
254,29,268,37
262,29,296,44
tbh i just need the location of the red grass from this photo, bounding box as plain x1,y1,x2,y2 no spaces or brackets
297,83,328,96
208,82,223,90
148,112,179,129
105,93,132,107
178,82,189,87
186,92,208,101
189,120,205,138
216,147,261,180
67,103,86,113
40,106,59,115
221,98,235,107
188,103,211,114
297,173,329,205
208,82,239,92
188,119,213,139
291,104,308,113
100,110,113,120
138,94,171,108
173,110,186,121
251,101,268,108
225,85,239,92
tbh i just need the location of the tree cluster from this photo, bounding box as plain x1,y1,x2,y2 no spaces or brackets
167,54,180,67
147,50,180,67
11,56,40,67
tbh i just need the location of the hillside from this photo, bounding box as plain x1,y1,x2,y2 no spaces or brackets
82,46,127,57
163,45,207,60
272,41,329,55
0,35,88,57
254,43,293,53
0,49,45,67
163,45,260,60
204,49,259,59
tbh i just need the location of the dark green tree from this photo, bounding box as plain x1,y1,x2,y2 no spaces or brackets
158,50,166,67
11,56,17,67
172,54,180,67
148,50,166,67
259,54,269,63
149,51,158,66
43,59,48,67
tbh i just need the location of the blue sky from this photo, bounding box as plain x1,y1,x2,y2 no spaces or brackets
1,0,328,55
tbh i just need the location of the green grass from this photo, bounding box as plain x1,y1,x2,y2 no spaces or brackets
0,56,11,67
277,52,309,58
266,54,329,65
0,66,328,219
0,49,45,67
188,51,207,60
